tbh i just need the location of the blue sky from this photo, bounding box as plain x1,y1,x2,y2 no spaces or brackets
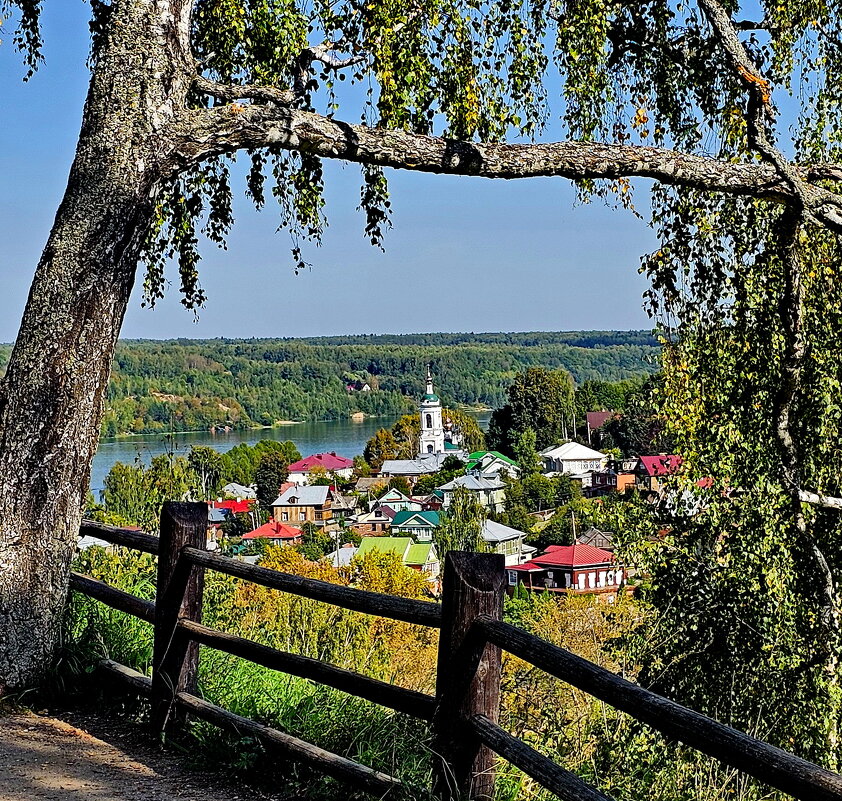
0,3,655,341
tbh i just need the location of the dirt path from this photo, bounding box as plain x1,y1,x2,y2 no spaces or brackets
0,709,303,801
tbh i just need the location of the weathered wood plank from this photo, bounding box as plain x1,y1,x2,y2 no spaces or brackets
150,502,206,735
433,552,505,801
175,690,403,796
184,547,441,627
179,618,436,720
471,714,615,801
80,521,160,554
478,617,842,801
69,572,156,623
98,658,153,696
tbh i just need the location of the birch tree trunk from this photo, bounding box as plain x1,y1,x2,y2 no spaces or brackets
0,0,192,692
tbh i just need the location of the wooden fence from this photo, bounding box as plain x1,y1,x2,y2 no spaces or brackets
71,503,842,801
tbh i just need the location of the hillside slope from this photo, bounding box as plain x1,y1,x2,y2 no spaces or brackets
90,331,659,435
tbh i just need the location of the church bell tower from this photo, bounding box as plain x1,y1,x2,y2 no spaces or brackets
418,366,445,455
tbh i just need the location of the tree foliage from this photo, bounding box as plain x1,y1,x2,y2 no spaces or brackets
488,367,575,455
434,487,489,556
254,450,292,507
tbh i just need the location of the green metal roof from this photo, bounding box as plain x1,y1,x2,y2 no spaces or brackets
357,537,412,559
467,450,518,466
392,510,440,527
421,393,440,402
406,542,435,565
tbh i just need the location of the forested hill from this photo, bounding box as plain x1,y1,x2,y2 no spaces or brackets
79,331,658,436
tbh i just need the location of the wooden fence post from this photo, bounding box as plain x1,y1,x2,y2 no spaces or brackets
433,551,506,801
150,501,207,738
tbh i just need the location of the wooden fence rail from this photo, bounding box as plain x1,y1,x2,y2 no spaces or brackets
73,504,842,801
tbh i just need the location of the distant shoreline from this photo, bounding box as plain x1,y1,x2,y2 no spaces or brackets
98,408,493,442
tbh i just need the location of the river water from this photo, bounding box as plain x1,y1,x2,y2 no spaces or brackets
90,413,492,494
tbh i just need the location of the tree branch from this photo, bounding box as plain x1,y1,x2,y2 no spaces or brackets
194,75,296,106
799,490,842,511
168,103,842,231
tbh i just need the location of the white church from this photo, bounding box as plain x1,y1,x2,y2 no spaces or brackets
379,367,467,482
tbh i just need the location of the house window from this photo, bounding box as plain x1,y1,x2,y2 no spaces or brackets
427,444,434,453
315,511,323,521
282,512,289,522
299,510,306,521
426,413,432,428
507,571,517,586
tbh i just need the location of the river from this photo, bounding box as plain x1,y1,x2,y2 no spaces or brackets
90,413,492,494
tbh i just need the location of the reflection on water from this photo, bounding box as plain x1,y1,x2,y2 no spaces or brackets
91,412,491,493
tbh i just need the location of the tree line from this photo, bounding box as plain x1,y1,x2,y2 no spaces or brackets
93,333,657,436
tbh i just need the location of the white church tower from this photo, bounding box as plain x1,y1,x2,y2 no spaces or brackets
419,366,446,455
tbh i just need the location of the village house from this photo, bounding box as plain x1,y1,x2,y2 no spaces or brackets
242,520,303,548
438,474,507,513
329,491,358,522
379,454,451,485
354,476,383,494
220,482,257,499
635,454,683,494
287,452,355,485
372,489,423,514
481,519,536,566
464,451,520,479
586,410,616,445
508,544,624,596
271,485,335,528
326,543,359,567
349,506,395,535
540,442,609,476
391,510,441,541
588,460,637,496
210,497,255,516
356,536,440,579
576,526,615,551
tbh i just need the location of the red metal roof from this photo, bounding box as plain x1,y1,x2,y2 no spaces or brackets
243,521,303,540
512,543,615,570
638,455,683,477
586,411,614,430
288,452,355,472
211,499,254,514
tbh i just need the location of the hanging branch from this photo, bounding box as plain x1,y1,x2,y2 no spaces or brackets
699,0,840,664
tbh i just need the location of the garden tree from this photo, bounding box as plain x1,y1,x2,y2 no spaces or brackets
352,454,371,478
379,476,412,497
0,3,841,750
306,465,334,486
573,378,645,421
100,455,195,531
187,444,223,500
219,439,300,487
434,487,490,556
362,428,398,472
511,427,542,476
487,367,575,454
600,375,676,457
296,521,334,561
530,495,600,550
254,451,292,508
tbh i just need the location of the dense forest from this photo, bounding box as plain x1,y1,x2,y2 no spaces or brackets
0,333,658,436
